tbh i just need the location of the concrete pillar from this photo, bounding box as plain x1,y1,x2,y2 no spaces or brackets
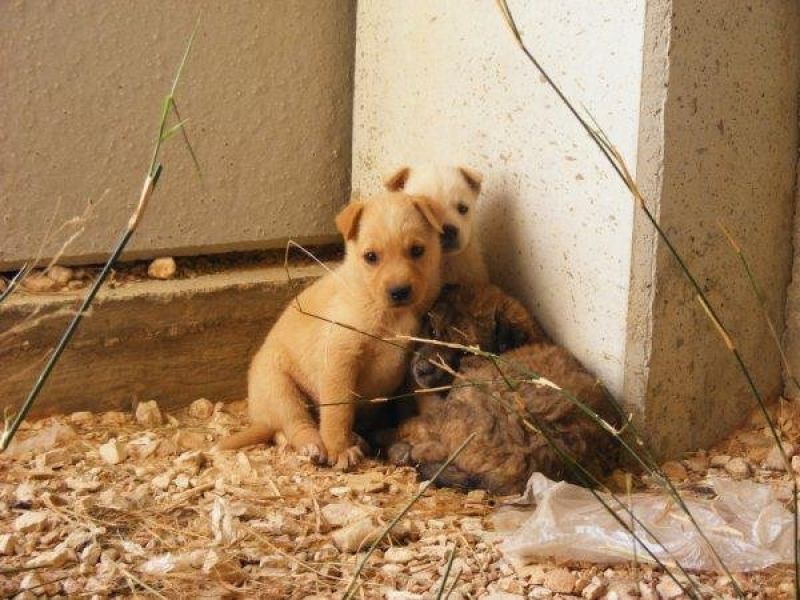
352,0,800,457
627,0,800,456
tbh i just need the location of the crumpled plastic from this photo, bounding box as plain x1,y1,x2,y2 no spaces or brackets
496,473,795,572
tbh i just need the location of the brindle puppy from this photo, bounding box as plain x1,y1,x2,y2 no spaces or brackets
388,284,620,495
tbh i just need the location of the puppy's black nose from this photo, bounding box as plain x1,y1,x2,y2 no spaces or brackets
389,285,412,304
441,225,459,250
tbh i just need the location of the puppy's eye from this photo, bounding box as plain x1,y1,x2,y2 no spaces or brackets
409,245,425,259
457,203,469,215
364,251,379,265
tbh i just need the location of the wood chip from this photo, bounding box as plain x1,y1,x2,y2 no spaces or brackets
98,439,126,465
136,400,163,427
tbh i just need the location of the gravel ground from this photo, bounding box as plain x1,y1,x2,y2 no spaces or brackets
1,397,797,599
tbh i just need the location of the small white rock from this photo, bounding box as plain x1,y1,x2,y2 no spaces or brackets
148,257,177,280
331,517,379,553
25,543,74,568
136,400,163,427
99,439,126,465
384,546,414,564
152,470,175,490
763,444,795,471
21,271,59,292
710,454,731,468
174,430,206,450
19,573,43,591
725,457,751,478
15,482,36,504
582,578,607,600
544,568,575,594
497,576,525,595
320,502,374,527
188,398,215,419
47,265,74,285
36,447,70,468
329,486,351,498
792,455,800,475
516,564,546,584
81,542,102,565
0,533,16,555
381,563,404,576
174,450,206,475
69,411,94,426
656,577,686,600
66,477,103,492
14,511,48,532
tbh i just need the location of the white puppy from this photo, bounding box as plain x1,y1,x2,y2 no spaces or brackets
384,165,488,284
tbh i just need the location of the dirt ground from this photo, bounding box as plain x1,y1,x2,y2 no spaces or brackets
1,397,797,600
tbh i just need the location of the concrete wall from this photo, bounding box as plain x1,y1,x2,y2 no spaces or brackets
353,0,800,457
352,0,646,399
626,0,800,456
0,0,356,269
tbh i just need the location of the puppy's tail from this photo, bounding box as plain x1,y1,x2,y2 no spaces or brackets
213,424,275,451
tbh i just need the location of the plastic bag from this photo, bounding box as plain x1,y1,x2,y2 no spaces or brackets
496,473,795,572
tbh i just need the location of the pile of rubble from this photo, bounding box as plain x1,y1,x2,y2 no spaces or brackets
1,397,797,599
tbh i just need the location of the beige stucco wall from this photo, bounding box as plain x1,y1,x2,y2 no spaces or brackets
0,0,356,269
626,0,800,456
351,0,647,399
353,0,800,457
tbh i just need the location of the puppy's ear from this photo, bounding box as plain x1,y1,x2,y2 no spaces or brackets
335,200,365,241
458,166,483,194
411,195,445,234
383,166,411,191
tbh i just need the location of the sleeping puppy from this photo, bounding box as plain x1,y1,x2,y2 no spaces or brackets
215,191,444,470
384,165,489,284
388,284,620,494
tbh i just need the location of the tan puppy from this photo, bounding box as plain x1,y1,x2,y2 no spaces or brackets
384,165,488,284
216,192,444,470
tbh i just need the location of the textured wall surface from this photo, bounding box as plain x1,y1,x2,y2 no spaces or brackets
0,0,356,268
352,0,646,398
627,0,800,456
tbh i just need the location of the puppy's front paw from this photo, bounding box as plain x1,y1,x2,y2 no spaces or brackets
387,441,412,466
298,443,327,465
329,445,364,471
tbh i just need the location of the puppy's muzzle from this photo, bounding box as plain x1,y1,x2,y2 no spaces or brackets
441,225,460,251
388,285,413,306
413,358,437,386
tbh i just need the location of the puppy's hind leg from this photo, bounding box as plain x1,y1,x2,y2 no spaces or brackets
249,357,327,464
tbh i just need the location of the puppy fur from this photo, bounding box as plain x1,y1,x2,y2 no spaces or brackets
388,284,620,494
384,165,489,284
216,191,445,470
